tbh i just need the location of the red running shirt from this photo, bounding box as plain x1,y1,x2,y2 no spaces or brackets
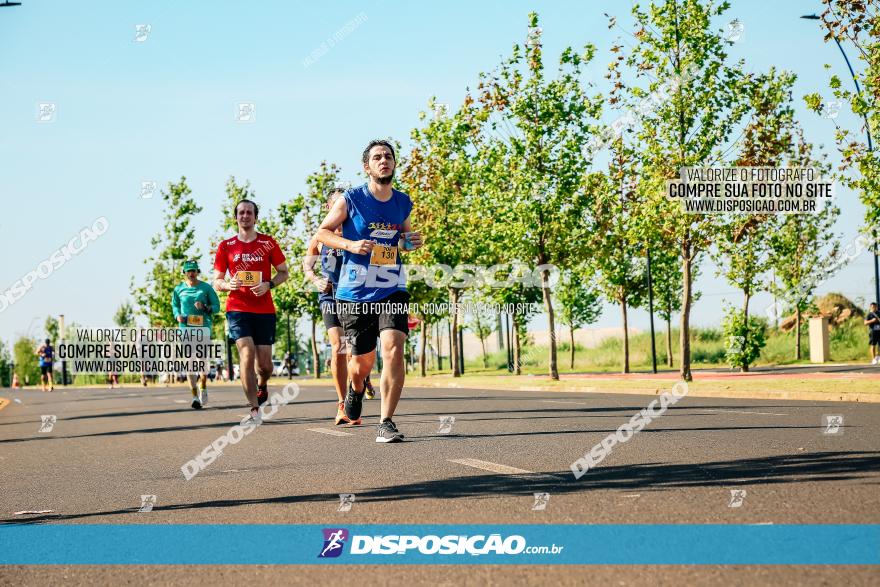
214,233,286,314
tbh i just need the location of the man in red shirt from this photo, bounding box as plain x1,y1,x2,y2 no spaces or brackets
213,199,289,422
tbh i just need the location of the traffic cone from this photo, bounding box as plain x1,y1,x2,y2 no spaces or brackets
11,373,20,389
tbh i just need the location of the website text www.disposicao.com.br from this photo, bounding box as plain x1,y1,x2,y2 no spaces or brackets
318,530,563,559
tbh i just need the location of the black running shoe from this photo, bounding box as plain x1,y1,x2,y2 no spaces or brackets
257,384,268,406
387,419,404,439
344,381,365,421
376,420,404,443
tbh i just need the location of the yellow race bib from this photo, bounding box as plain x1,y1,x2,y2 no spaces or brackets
236,271,261,286
186,315,204,326
370,244,398,266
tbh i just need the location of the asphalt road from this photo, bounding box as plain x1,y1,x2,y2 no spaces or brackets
1,381,878,585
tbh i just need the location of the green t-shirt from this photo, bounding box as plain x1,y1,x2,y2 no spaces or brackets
172,280,221,334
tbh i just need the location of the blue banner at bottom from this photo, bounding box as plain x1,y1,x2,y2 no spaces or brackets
0,525,877,565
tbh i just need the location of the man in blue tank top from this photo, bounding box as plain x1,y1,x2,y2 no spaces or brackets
317,139,424,443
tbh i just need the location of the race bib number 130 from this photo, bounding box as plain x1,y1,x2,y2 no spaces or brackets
370,244,398,266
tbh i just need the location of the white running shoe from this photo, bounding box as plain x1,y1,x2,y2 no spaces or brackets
245,407,262,425
872,357,879,365
199,389,208,407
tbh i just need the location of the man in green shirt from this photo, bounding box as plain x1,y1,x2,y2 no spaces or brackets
172,260,221,409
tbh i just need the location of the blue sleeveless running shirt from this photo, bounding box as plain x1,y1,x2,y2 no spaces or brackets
318,244,343,304
334,183,413,302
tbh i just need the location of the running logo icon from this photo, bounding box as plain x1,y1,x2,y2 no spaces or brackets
138,495,157,513
438,415,455,435
337,493,355,512
728,489,747,508
823,414,844,435
318,528,349,558
39,415,57,433
532,492,550,511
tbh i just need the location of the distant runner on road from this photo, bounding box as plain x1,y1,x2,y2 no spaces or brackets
36,338,54,392
173,260,221,409
866,302,880,365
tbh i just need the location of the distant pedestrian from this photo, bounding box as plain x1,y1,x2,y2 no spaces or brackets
865,302,880,365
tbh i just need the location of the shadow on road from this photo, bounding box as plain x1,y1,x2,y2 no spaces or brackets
4,451,878,525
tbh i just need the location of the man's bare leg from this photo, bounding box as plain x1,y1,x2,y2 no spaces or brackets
327,327,347,403
255,344,273,389
236,337,258,407
379,329,406,421
348,350,376,394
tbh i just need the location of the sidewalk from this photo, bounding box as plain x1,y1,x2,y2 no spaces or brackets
292,366,880,403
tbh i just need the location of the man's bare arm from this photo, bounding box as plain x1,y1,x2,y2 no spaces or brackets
271,262,290,287
213,269,241,292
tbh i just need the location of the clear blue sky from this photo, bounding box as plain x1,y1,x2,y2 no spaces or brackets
0,0,874,350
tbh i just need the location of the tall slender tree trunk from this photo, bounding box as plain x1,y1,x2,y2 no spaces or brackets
450,288,461,377
795,307,802,361
419,319,427,377
541,265,559,380
620,292,630,374
680,241,693,381
310,316,320,379
666,315,673,368
569,325,576,370
447,320,453,373
742,290,751,373
480,336,488,368
513,314,522,375
435,322,442,371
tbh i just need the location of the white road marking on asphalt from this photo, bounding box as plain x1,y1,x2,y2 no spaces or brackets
705,409,787,416
174,400,188,404
307,428,354,437
622,494,641,498
449,458,533,475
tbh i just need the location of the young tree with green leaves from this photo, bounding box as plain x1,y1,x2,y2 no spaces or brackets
769,130,843,360
804,1,879,299
715,69,798,371
465,298,497,369
591,143,648,374
13,337,40,387
0,340,12,387
650,248,684,368
722,304,768,370
475,12,603,380
113,302,136,328
278,162,344,378
612,0,756,380
44,316,59,343
555,266,603,370
399,98,486,377
131,177,202,327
